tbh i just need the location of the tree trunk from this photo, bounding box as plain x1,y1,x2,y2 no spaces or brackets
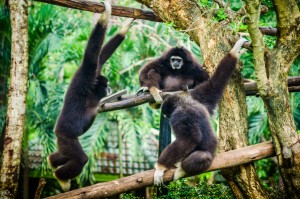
0,0,29,198
136,0,269,198
244,0,300,197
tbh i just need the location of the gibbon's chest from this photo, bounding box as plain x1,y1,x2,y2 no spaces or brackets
162,75,194,91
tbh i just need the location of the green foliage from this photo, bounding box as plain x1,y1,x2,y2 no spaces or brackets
122,179,234,199
1,0,300,196
213,8,228,22
198,0,213,7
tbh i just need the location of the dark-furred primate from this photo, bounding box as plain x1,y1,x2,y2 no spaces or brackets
154,38,247,185
47,2,132,191
139,47,209,104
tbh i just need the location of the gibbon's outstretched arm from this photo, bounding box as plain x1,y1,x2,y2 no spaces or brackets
98,19,134,68
191,38,248,114
81,2,111,75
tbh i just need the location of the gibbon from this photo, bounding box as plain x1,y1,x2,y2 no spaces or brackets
154,38,247,185
139,47,209,104
47,2,132,191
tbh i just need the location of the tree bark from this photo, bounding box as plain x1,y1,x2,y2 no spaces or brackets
45,141,275,199
245,0,300,198
35,0,162,22
34,0,278,36
135,1,269,198
0,0,29,198
97,76,300,113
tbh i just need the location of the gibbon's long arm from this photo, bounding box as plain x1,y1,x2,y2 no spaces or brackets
139,66,164,102
81,2,111,75
98,19,134,68
191,38,247,114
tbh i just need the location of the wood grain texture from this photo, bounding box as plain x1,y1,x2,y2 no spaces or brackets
98,76,300,113
35,0,162,21
45,141,275,199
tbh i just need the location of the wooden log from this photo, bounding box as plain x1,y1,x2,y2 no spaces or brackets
98,76,300,113
35,0,162,22
98,90,185,112
244,76,300,95
34,0,277,36
258,27,277,36
45,141,275,199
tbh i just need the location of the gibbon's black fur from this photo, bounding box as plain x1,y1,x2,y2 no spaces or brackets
139,47,209,103
153,38,247,185
47,2,132,191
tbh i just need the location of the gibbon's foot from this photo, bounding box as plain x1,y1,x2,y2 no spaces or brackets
136,86,149,94
99,1,112,23
173,162,186,180
47,156,57,170
149,86,163,104
119,18,135,35
153,163,167,185
230,37,248,58
54,173,71,192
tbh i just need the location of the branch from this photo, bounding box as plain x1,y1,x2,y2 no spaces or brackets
45,141,275,199
245,0,269,96
258,27,277,36
34,178,46,199
98,76,300,113
35,0,162,22
34,0,278,36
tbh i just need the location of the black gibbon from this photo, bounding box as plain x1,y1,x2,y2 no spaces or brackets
139,47,209,104
47,2,132,191
154,38,247,185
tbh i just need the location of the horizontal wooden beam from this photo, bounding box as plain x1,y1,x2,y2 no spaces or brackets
98,76,300,113
35,0,162,22
45,141,275,199
35,0,277,36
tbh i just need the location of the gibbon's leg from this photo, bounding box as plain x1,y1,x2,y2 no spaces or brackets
154,140,197,185
54,157,87,191
81,1,111,73
191,37,248,113
98,19,134,68
173,150,213,180
52,137,88,191
47,152,69,170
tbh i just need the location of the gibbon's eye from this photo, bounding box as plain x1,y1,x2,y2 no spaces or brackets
170,56,183,70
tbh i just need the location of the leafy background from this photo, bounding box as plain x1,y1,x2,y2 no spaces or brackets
0,0,299,198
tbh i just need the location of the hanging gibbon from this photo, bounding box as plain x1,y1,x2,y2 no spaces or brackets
47,2,133,191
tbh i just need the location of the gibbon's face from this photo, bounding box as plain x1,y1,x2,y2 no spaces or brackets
170,56,183,70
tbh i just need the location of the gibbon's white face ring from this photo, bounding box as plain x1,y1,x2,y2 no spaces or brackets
170,56,183,70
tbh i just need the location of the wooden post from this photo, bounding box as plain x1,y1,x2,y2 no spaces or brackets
158,114,171,155
157,113,171,196
0,0,29,198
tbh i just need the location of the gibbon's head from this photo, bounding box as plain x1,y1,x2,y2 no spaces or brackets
161,94,183,118
163,47,194,71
